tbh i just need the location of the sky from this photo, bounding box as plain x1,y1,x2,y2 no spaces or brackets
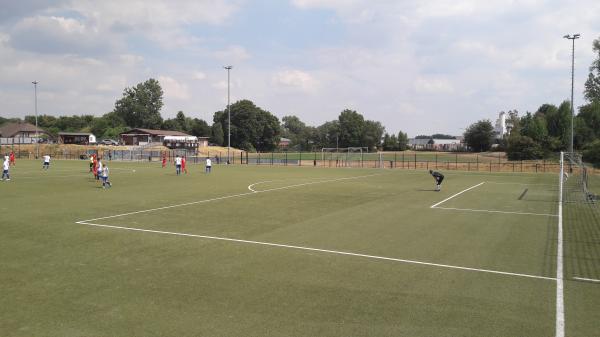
0,0,599,137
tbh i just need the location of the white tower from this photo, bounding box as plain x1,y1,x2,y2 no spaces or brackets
494,111,507,137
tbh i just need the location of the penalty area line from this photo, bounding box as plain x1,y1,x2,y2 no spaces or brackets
573,277,600,283
430,182,485,208
76,221,557,282
433,207,558,217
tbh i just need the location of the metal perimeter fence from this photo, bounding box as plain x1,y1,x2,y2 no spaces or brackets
242,151,571,174
3,148,596,175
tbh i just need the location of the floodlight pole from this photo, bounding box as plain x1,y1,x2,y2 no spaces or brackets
564,33,580,154
32,80,39,158
224,66,232,164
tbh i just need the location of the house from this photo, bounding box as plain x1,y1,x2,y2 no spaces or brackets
58,132,96,145
279,137,291,149
408,138,432,150
119,128,190,146
0,122,50,144
409,138,463,151
119,128,209,150
162,135,206,150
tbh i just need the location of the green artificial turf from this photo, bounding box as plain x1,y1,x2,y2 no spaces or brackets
0,159,598,336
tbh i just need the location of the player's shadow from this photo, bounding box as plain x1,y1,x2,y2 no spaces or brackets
415,189,437,192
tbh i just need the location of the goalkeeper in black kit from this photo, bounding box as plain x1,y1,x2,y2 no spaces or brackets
429,170,444,192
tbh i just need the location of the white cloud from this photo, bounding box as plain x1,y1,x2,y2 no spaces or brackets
415,77,454,94
272,70,318,92
193,71,207,80
213,45,251,63
158,76,190,100
9,15,114,55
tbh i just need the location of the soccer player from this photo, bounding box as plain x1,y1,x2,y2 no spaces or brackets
182,156,187,174
2,156,9,181
101,165,111,189
96,159,103,180
429,170,444,192
9,151,15,166
205,157,212,173
42,154,51,170
89,154,95,172
162,153,167,168
174,155,182,175
92,155,98,179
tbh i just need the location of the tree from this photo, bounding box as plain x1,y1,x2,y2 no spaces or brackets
382,133,393,150
212,100,281,151
397,131,409,150
584,36,600,103
313,121,340,148
578,101,600,138
506,135,545,160
281,115,311,150
338,109,365,147
583,139,600,167
574,116,594,149
211,122,224,145
463,120,495,152
191,118,211,137
362,120,385,150
556,101,572,149
520,112,548,142
113,78,164,129
282,115,307,136
431,134,456,139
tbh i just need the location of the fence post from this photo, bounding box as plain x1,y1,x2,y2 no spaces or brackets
489,162,492,172
299,152,302,166
414,153,417,169
476,154,479,171
271,152,274,165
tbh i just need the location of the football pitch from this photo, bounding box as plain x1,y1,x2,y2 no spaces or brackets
1,159,598,336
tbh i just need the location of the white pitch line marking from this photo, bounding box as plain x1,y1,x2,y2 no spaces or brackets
430,182,485,208
248,181,273,192
433,207,558,217
77,221,557,282
78,173,383,223
484,181,557,187
573,277,600,283
556,153,565,337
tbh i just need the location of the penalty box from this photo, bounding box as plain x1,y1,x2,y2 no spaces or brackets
431,181,558,217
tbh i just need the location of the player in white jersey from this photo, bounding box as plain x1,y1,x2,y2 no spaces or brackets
42,154,51,170
2,157,10,181
174,155,182,175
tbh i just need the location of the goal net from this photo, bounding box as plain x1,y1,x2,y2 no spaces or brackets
321,147,367,167
562,152,594,203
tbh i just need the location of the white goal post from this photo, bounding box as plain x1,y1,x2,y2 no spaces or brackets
321,147,368,167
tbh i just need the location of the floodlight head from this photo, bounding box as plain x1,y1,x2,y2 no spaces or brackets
574,34,581,39
563,35,570,39
223,65,233,70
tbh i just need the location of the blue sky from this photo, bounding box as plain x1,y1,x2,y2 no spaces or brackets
0,0,598,136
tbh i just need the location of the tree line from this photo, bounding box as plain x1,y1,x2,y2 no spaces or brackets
2,78,401,152
462,35,600,165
